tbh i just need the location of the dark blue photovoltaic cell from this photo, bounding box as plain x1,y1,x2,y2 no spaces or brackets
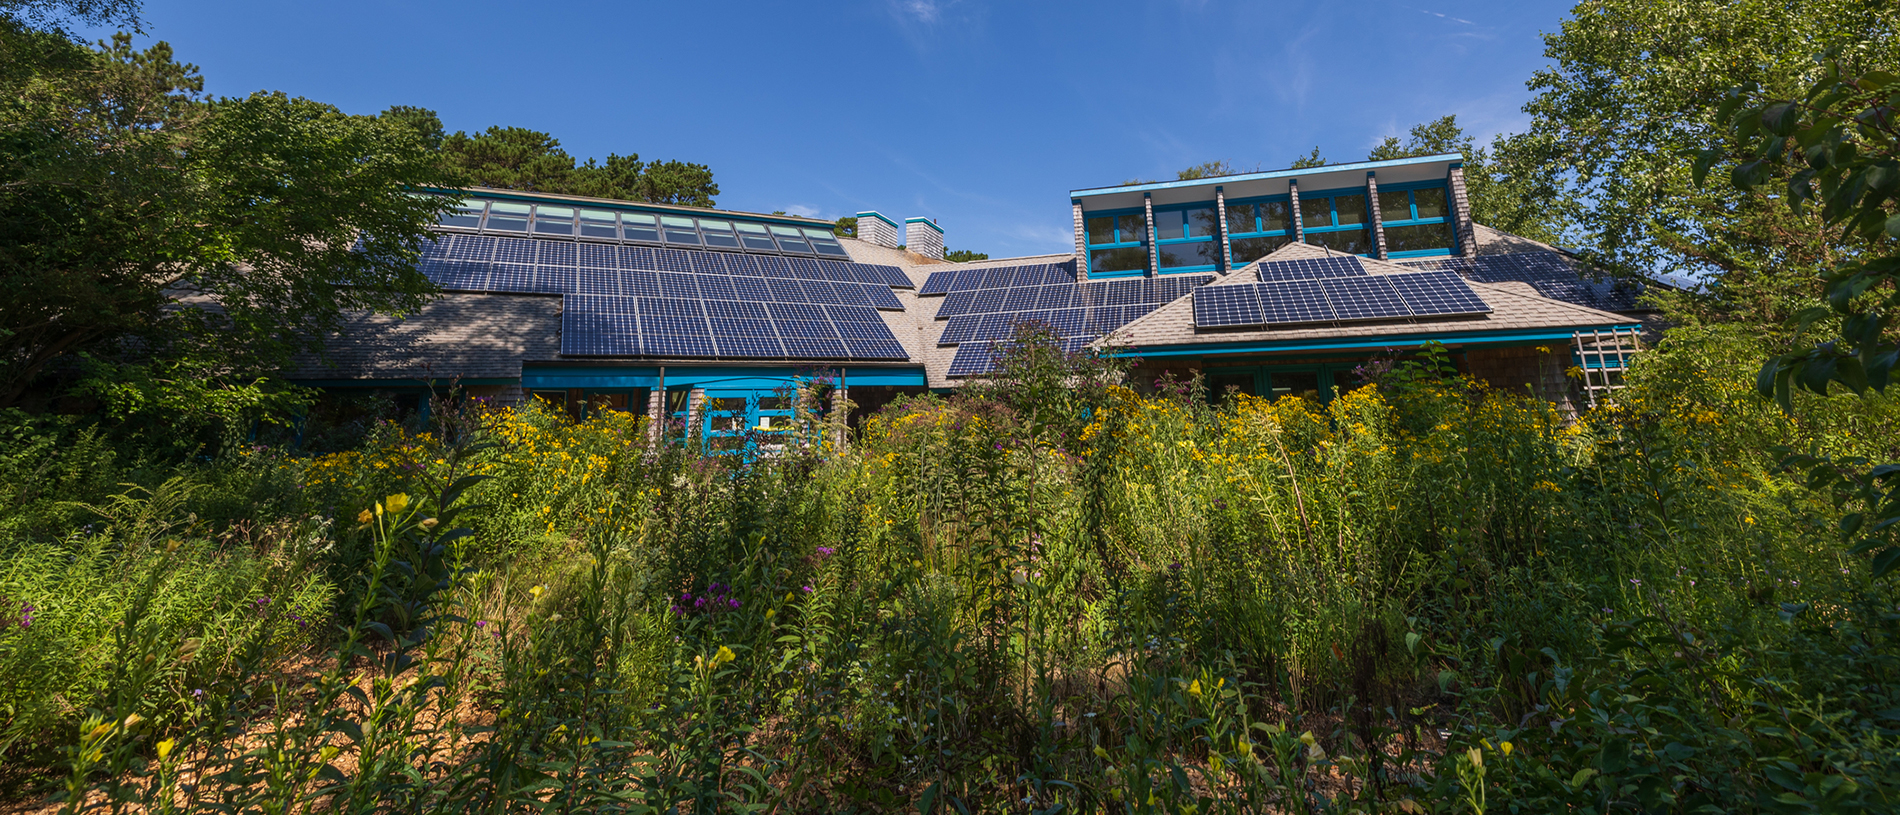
690,252,728,275
877,265,914,288
920,271,956,295
868,286,904,310
1256,255,1366,282
487,264,533,291
1002,287,1038,312
1104,278,1147,306
974,313,1015,341
765,278,804,301
938,315,981,345
531,265,575,294
1258,280,1335,323
642,333,716,357
784,337,849,357
1193,285,1266,327
639,297,702,318
844,337,908,359
695,274,738,301
818,260,853,280
1403,252,1641,312
776,319,835,338
446,235,496,260
1387,271,1491,316
1320,275,1411,321
709,317,775,337
969,288,1009,314
578,243,616,269
832,283,874,308
1010,266,1045,288
800,279,840,304
755,256,794,277
705,300,768,320
494,238,536,265
768,302,825,321
938,289,977,318
639,314,709,337
426,260,489,290
618,245,656,271
1034,286,1073,310
653,248,695,273
623,270,661,298
827,305,882,324
655,271,695,296
729,275,770,301
561,307,640,356
947,342,998,377
536,241,577,266
715,334,785,358
1046,309,1087,337
950,269,985,291
724,253,761,276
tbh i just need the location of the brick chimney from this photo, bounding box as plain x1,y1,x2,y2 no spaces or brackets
856,211,901,248
905,217,944,260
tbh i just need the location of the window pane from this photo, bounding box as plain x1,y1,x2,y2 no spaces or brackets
1303,228,1370,255
1230,235,1290,266
758,395,791,411
1261,201,1290,232
1333,194,1367,226
1187,206,1218,238
1207,372,1254,404
622,213,659,242
769,225,812,252
1384,221,1454,253
1086,216,1116,245
486,202,530,232
1091,246,1148,273
1268,371,1322,402
1299,196,1332,228
1225,204,1256,236
699,219,742,248
533,206,576,235
661,216,701,245
1378,190,1413,223
1413,187,1448,219
441,199,485,228
578,209,617,238
1116,214,1146,244
805,228,850,256
1149,210,1178,240
734,221,777,251
1157,244,1197,270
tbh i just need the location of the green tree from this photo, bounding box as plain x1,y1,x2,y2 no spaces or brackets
1516,0,1900,325
1288,147,1327,169
0,27,452,408
944,249,989,262
833,215,857,238
1177,160,1246,180
1367,115,1571,247
438,125,718,207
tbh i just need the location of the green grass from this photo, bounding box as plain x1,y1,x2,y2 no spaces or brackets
0,326,1895,813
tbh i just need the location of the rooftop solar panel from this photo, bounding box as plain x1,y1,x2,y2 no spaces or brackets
623,269,661,298
446,235,496,261
1389,271,1492,316
783,336,848,358
690,252,727,275
938,315,981,345
536,241,577,266
705,299,768,320
818,259,853,280
530,265,574,294
1258,280,1336,324
578,243,616,269
726,275,769,301
1104,278,1147,306
487,263,533,292
494,238,535,265
1257,255,1366,282
919,271,956,295
790,257,825,279
716,334,785,358
968,288,1009,315
653,248,695,273
642,333,716,358
695,274,738,301
844,338,909,360
765,277,805,302
724,253,762,276
827,305,883,324
618,245,656,271
949,269,985,291
1193,285,1266,327
775,319,836,339
656,272,697,297
1047,308,1088,337
832,283,874,308
801,279,841,305
877,265,914,288
937,289,977,318
947,343,998,377
974,313,1016,342
428,260,489,290
1320,275,1411,321
1002,287,1038,312
1010,266,1044,288
1034,285,1074,311
868,286,905,310
639,297,703,318
768,302,826,321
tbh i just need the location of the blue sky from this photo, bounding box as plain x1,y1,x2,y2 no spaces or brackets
100,1,1574,258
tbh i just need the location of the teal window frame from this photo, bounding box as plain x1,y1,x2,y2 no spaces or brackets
1297,188,1373,256
1224,195,1295,268
1082,207,1150,279
1151,203,1223,274
687,390,800,456
1376,180,1457,258
1202,363,1349,405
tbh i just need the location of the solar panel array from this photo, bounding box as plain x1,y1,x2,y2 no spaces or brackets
1192,271,1492,328
1255,255,1369,282
415,232,912,361
918,262,1077,295
1400,252,1642,312
946,336,1099,378
931,273,1214,348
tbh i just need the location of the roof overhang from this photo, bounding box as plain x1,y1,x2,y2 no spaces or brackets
1070,154,1464,210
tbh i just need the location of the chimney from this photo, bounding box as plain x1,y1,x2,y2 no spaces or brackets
905,217,944,260
856,211,901,248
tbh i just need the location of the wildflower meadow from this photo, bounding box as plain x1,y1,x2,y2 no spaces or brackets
0,324,1894,814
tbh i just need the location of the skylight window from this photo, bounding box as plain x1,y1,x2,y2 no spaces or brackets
621,213,660,242
769,225,812,254
578,209,618,239
698,219,742,249
1299,192,1370,255
1153,205,1221,273
1378,184,1454,257
533,206,576,236
1083,212,1147,277
661,216,701,245
486,202,530,232
805,228,850,257
440,199,485,229
735,222,778,251
1226,199,1292,267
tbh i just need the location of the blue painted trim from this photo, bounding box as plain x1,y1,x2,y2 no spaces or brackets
419,186,829,230
1089,268,1148,279
1387,247,1454,259
1157,265,1216,275
904,217,943,234
857,211,900,230
1071,153,1465,197
1118,325,1639,358
523,365,926,390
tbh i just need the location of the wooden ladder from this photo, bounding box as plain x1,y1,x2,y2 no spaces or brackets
1571,327,1643,408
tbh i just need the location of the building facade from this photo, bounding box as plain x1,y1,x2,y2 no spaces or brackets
291,154,1650,441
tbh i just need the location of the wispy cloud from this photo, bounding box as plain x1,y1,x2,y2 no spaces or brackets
1411,7,1475,25
783,204,822,219
896,0,943,24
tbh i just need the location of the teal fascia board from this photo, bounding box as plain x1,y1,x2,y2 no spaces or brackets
1072,154,1465,198
1120,324,1639,359
903,217,943,234
289,378,515,388
418,186,831,231
857,211,901,230
523,365,925,390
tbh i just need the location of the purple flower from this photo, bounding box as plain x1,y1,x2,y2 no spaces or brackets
801,585,813,594
193,689,204,699
475,620,486,627
816,546,835,559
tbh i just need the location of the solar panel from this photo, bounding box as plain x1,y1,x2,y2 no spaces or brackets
1320,275,1412,321
728,275,770,301
655,272,696,297
800,279,841,304
776,319,836,338
618,245,657,271
827,305,883,325
868,286,905,310
639,297,703,318
1257,255,1366,282
446,235,496,261
429,260,489,290
1258,280,1336,324
1193,285,1265,327
765,278,805,302
623,269,662,298
653,248,695,273
767,302,825,321
1010,266,1044,288
938,289,977,318
573,267,623,296
950,269,986,291
725,253,762,276
490,237,533,265
968,288,1008,315
1034,285,1074,310
755,256,794,277
1447,253,1641,312
487,263,533,292
1104,278,1147,306
920,271,956,295
1001,287,1038,312
536,241,577,266
691,252,728,275
705,299,768,320
938,315,981,345
844,337,908,360
947,343,998,377
1389,271,1492,316
1047,309,1088,337
642,332,716,357
578,243,616,269
818,259,853,280
832,283,875,308
695,274,738,301
981,268,1015,289
974,313,1016,342
877,265,914,288
709,317,775,337
560,308,640,356
790,257,825,279
711,333,784,359
783,337,849,358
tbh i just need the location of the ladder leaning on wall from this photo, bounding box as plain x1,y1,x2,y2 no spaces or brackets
1572,327,1643,408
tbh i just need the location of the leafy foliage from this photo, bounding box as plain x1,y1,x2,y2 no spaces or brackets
436,121,719,207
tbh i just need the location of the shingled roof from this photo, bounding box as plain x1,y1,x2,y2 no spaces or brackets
288,293,560,381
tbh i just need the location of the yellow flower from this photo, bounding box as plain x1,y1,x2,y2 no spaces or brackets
1187,679,1202,697
356,509,374,524
1500,741,1513,757
713,645,736,666
156,738,175,760
385,493,408,514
